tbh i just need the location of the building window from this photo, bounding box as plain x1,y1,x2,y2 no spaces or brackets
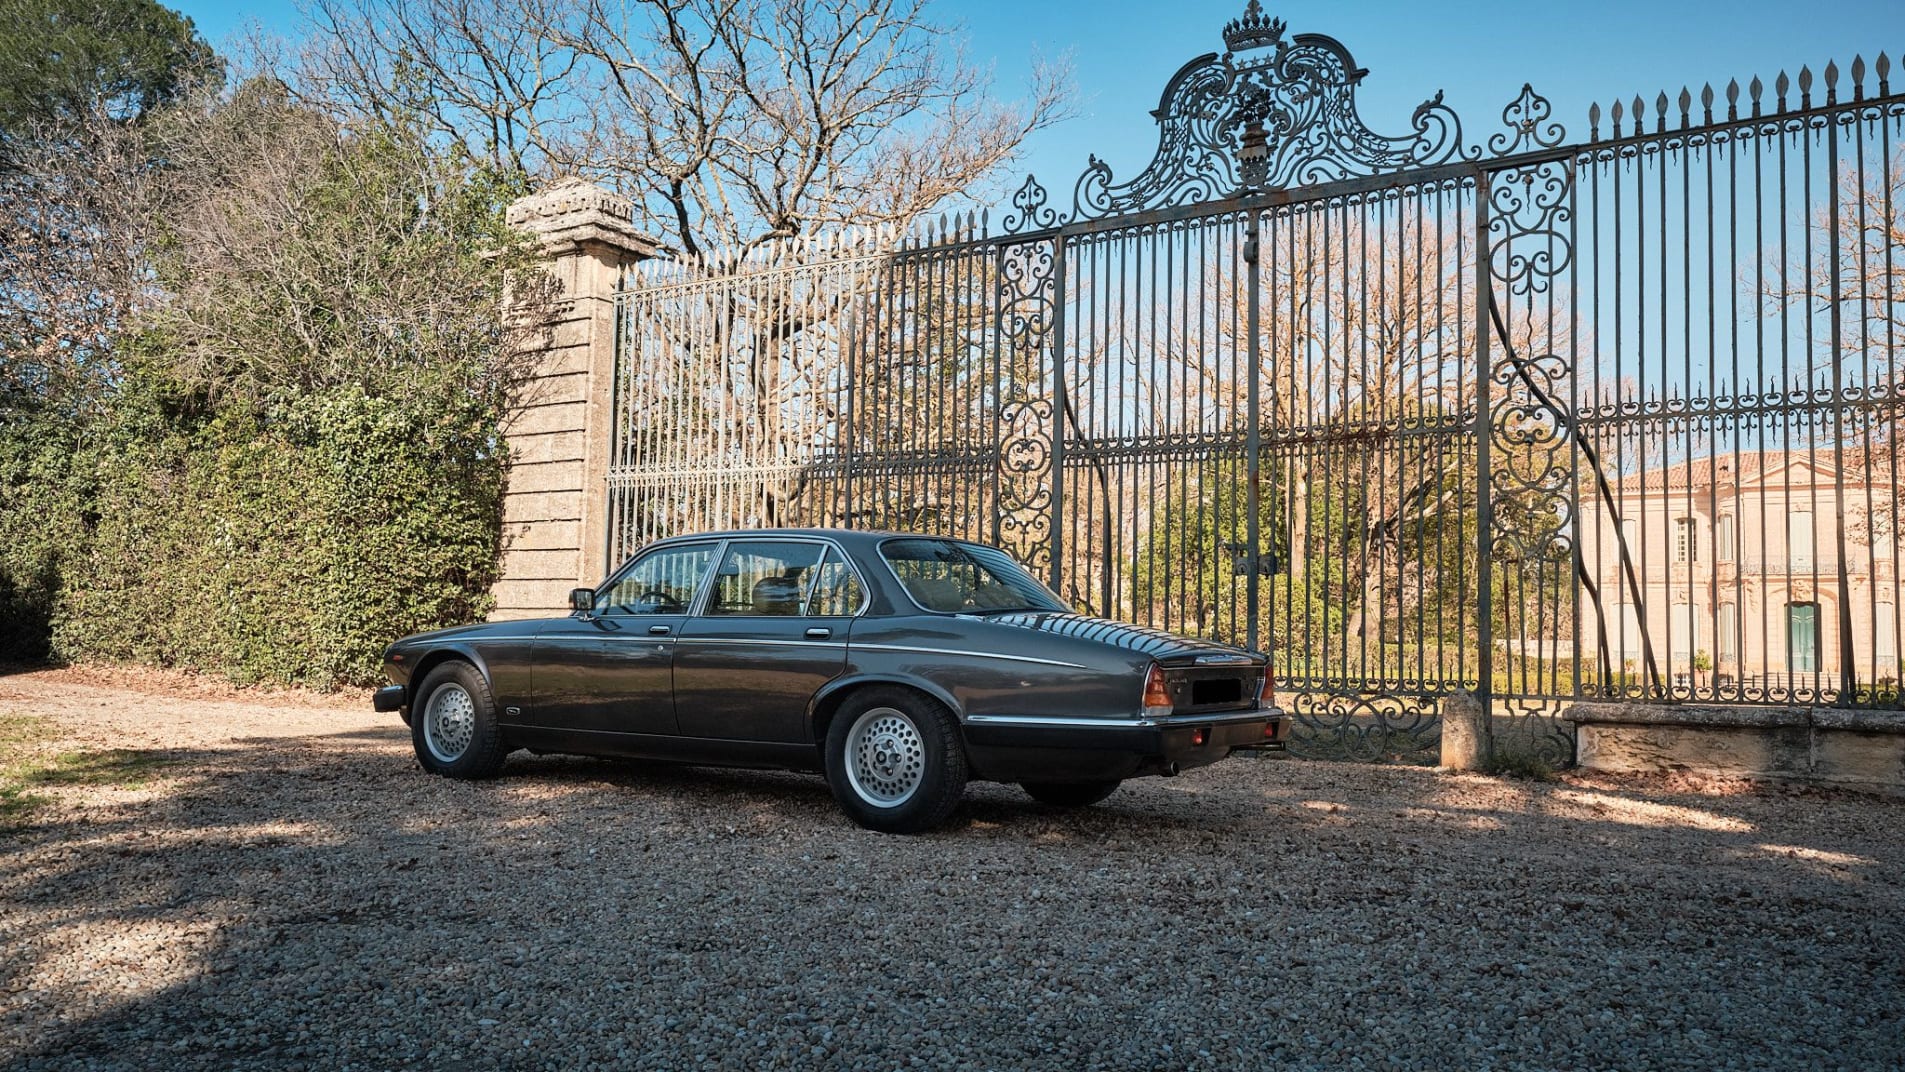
1675,517,1698,564
1610,603,1645,661
1789,511,1814,571
1879,605,1898,678
1717,514,1735,563
1718,603,1738,665
1787,602,1819,673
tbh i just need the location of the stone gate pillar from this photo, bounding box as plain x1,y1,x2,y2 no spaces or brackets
492,179,662,620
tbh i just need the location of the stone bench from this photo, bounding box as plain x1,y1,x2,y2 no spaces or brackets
1562,702,1905,796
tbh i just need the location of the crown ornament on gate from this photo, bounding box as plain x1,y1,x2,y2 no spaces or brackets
1057,3,1476,223
993,3,1559,233
1222,0,1288,54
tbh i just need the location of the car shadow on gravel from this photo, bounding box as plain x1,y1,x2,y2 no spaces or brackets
5,734,1904,1071
314,726,410,742
507,751,1278,835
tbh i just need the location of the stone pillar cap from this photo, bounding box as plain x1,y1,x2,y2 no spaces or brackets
506,177,666,261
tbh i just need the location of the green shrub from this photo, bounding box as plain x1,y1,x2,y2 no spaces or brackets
0,415,98,664
52,384,507,686
1,84,542,688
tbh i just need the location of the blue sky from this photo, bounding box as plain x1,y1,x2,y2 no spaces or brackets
174,0,1905,205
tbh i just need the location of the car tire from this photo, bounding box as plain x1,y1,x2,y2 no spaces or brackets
411,661,509,780
824,687,967,834
1020,780,1122,808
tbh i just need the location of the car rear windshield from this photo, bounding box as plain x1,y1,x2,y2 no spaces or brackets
879,539,1071,614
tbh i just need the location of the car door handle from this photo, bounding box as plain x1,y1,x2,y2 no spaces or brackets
804,627,832,640
648,625,671,636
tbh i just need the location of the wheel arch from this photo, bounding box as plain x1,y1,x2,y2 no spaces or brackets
807,673,963,751
408,645,493,701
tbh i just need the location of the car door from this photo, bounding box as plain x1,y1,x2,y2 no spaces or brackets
529,540,719,738
672,538,862,744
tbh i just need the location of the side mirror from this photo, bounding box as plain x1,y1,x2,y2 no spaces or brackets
569,587,595,614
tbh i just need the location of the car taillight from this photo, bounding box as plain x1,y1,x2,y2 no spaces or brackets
1257,666,1274,707
1142,664,1173,719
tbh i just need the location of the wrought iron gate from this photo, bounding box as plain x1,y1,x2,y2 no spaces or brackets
609,4,1905,762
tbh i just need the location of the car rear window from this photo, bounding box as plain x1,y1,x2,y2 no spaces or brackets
879,539,1069,614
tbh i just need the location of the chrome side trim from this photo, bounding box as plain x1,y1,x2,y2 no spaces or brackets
850,644,1089,670
671,636,848,649
964,710,1272,729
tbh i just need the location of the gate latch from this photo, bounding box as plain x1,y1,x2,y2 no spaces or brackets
1219,541,1278,576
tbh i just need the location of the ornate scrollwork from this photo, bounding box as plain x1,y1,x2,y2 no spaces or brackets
1000,175,1063,236
996,397,1054,563
1488,83,1567,156
1489,351,1574,563
1073,54,1239,219
1484,153,1578,708
1228,35,1469,190
996,239,1055,342
1486,160,1574,295
1287,691,1441,762
1069,2,1472,221
994,240,1058,571
1485,275,1577,721
1495,698,1576,767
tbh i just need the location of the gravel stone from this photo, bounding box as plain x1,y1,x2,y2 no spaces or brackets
1,666,1901,1071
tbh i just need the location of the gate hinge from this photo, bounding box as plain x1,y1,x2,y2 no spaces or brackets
1242,237,1259,264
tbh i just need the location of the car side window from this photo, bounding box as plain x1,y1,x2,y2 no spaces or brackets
804,548,865,616
596,544,716,616
707,541,828,616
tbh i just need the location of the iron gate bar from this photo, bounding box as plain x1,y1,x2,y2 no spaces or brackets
1475,172,1494,718
1051,233,1069,596
1244,207,1263,652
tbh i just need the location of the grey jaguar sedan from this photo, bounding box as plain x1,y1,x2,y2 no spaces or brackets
375,529,1289,833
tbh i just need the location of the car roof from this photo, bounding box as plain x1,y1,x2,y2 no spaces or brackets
646,528,981,551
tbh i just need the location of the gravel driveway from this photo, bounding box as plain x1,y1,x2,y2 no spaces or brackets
2,667,1901,1071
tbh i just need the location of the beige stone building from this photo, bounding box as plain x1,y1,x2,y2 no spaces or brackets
1579,448,1902,694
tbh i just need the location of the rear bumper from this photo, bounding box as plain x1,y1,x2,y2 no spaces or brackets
1233,711,1295,752
373,685,407,713
962,708,1289,783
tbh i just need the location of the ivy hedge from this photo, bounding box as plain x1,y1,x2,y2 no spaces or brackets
0,86,538,688
1,367,515,689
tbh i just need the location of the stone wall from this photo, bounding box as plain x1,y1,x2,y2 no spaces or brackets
1565,702,1905,796
493,180,660,620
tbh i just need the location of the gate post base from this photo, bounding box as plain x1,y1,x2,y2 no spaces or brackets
1440,691,1493,771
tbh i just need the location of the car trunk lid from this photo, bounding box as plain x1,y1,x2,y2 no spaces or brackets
982,612,1266,715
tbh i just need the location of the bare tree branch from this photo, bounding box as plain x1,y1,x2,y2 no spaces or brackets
297,0,1074,252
